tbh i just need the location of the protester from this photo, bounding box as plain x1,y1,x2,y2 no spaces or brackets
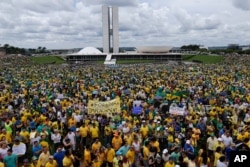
0,55,249,167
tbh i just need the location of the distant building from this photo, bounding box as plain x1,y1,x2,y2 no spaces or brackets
102,5,119,53
66,46,182,63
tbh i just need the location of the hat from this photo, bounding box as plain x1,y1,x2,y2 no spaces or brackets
163,149,168,154
142,120,146,123
218,138,223,142
106,144,111,148
154,120,157,122
156,127,160,131
157,121,161,124
186,140,190,144
49,156,54,159
23,159,29,163
76,128,79,131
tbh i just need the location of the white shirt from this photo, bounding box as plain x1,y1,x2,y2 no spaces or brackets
216,160,227,167
221,134,233,147
132,142,140,152
51,133,61,143
67,132,75,144
12,142,26,156
0,147,9,158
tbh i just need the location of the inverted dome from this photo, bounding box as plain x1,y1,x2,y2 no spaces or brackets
77,47,102,55
136,46,173,53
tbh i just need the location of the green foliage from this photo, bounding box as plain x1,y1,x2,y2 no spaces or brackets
31,56,65,64
181,44,200,51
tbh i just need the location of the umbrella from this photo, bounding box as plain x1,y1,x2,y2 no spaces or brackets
154,95,163,100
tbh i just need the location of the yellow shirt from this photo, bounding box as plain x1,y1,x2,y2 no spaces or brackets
126,150,135,164
79,126,88,138
63,156,74,167
20,131,30,143
92,142,102,152
92,160,102,167
38,152,50,166
143,146,150,160
123,135,133,145
150,141,160,152
214,152,222,166
213,142,225,151
106,148,115,163
45,160,57,167
0,162,4,167
112,137,123,151
90,127,99,138
104,126,112,136
165,162,175,167
140,126,149,138
83,150,91,166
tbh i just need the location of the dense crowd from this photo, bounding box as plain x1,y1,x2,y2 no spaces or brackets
0,55,249,167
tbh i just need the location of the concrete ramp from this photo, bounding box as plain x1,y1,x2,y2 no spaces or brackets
105,54,112,61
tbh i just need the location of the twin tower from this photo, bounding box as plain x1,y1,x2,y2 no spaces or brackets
102,5,119,53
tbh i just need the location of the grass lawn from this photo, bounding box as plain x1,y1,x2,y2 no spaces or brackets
31,56,65,64
30,55,223,65
182,54,224,64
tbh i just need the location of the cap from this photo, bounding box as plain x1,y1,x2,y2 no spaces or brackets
156,127,160,131
186,140,190,144
142,120,146,123
154,120,157,122
218,138,223,142
76,128,79,131
106,144,111,148
163,149,168,154
49,156,54,159
23,159,29,163
157,121,161,124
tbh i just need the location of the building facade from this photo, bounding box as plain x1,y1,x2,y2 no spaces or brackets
102,5,119,53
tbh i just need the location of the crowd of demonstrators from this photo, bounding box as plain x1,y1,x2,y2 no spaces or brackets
0,55,249,167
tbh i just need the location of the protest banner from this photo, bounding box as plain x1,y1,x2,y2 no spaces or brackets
169,103,185,115
88,98,121,115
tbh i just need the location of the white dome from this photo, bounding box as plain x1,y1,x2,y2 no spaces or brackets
77,47,102,55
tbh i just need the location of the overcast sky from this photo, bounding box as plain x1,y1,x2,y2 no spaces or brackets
0,0,250,49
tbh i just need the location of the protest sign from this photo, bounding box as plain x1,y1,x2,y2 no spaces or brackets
169,103,185,115
88,98,121,115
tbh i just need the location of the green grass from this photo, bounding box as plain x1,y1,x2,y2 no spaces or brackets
182,54,224,64
31,56,65,64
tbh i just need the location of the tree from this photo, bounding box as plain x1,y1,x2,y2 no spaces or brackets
181,45,200,51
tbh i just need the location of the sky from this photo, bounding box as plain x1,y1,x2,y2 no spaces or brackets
0,0,250,49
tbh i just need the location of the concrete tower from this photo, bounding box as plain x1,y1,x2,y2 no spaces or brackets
102,5,119,53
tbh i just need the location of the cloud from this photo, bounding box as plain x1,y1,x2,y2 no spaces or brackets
173,8,221,32
0,0,250,48
80,0,138,7
232,0,250,11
